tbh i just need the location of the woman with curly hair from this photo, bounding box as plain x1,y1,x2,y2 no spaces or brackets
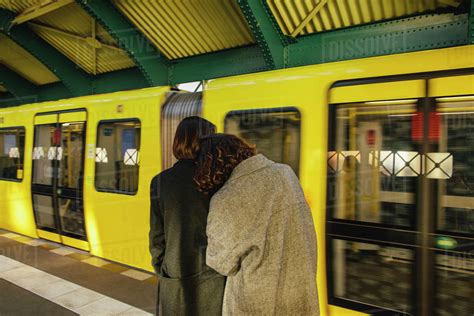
194,134,319,315
149,117,225,316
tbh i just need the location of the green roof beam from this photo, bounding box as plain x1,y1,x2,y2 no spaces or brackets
0,65,38,99
287,13,469,67
0,92,22,108
470,0,474,43
170,45,267,85
0,67,150,107
0,8,92,96
77,0,170,86
238,0,289,69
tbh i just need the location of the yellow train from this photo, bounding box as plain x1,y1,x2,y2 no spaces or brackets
1,45,473,315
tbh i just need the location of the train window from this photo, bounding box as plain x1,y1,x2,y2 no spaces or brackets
0,127,25,181
58,122,85,189
434,96,474,316
32,124,56,186
224,107,301,175
95,120,141,194
332,239,414,313
327,100,418,227
435,97,474,235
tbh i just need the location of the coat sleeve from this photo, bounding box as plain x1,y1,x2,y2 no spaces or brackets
149,176,165,274
206,193,265,276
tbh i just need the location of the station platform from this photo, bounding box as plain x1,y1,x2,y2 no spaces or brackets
0,229,158,315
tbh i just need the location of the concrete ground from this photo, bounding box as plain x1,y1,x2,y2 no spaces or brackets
0,229,158,315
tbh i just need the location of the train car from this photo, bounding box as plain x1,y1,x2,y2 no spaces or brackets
0,44,473,315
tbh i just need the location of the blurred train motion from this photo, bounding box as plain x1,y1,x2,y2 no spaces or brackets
0,45,473,315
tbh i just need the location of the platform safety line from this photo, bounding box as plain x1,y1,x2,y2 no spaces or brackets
0,255,152,315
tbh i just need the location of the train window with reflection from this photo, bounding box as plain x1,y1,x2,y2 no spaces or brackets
435,96,474,235
327,100,419,227
0,127,25,181
332,239,414,313
224,108,301,175
95,120,141,194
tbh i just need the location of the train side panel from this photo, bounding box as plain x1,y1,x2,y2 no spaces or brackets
204,44,474,316
84,88,168,271
0,107,37,238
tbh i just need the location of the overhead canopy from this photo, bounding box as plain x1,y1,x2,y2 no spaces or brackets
0,0,470,107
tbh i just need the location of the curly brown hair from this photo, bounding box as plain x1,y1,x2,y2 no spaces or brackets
194,134,257,194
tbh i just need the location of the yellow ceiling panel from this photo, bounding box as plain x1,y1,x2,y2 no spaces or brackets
267,0,463,37
29,23,135,75
33,2,117,46
0,0,39,13
0,33,58,85
0,1,135,75
112,0,255,60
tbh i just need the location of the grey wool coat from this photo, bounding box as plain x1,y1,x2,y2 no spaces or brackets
206,154,320,315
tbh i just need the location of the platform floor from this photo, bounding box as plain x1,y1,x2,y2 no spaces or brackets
0,229,158,315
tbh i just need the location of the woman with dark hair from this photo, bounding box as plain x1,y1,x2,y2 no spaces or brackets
195,134,319,315
149,117,225,316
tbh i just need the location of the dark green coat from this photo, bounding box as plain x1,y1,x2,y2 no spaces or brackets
149,160,225,316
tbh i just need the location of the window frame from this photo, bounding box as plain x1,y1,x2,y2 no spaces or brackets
0,126,26,183
94,118,142,196
224,106,302,176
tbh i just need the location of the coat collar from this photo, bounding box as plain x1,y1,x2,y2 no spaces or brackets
228,154,274,182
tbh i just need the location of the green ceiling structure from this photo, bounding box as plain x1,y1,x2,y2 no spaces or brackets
77,0,170,86
0,0,473,107
470,0,474,43
0,8,91,97
0,64,38,99
238,0,289,69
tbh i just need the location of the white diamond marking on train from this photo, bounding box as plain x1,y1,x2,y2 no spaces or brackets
8,147,19,158
32,147,44,160
124,149,139,166
95,148,108,163
327,151,340,172
327,151,361,173
47,147,63,161
394,151,421,177
368,151,394,175
424,153,453,179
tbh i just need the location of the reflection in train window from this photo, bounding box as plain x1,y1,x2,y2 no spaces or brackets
32,124,56,186
328,100,418,227
436,97,474,235
0,127,25,181
332,239,414,313
58,122,85,189
436,252,474,316
95,120,141,194
224,108,301,175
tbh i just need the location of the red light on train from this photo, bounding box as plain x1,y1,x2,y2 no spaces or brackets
428,112,440,141
53,128,61,146
411,111,440,142
366,129,376,145
411,112,424,141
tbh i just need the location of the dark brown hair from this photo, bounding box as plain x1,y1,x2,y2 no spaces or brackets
173,116,216,160
194,134,257,194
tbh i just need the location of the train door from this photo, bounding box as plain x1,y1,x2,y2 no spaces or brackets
428,74,474,316
160,92,202,170
327,79,425,315
327,76,474,316
31,110,89,251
